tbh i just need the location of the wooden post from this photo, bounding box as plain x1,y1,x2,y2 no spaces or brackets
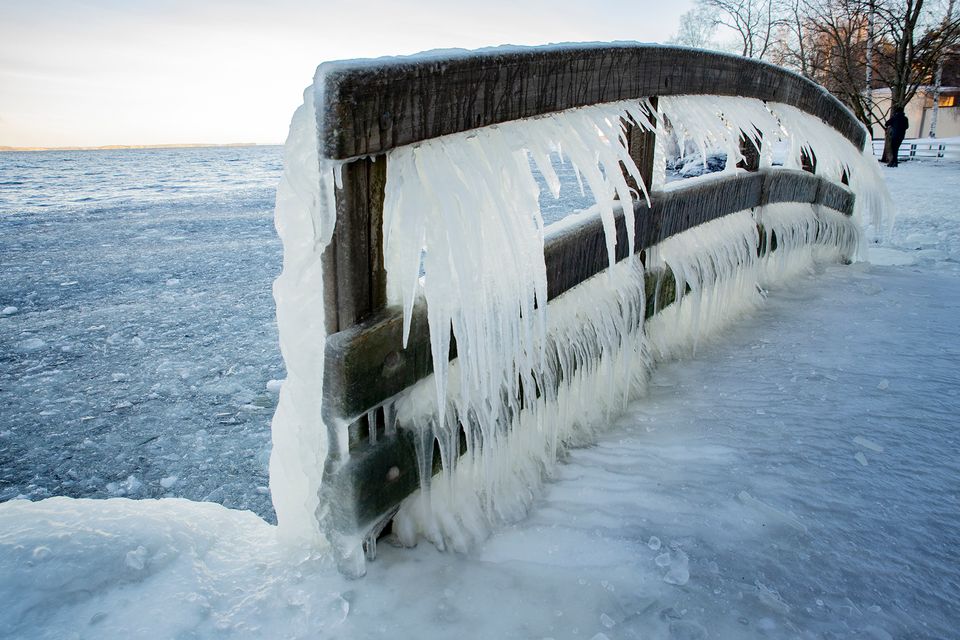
738,130,761,171
319,154,389,574
321,155,388,447
321,156,388,335
622,97,658,210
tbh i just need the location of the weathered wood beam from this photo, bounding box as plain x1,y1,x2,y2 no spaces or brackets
622,96,658,194
815,179,855,214
322,428,420,536
321,156,388,334
316,44,866,159
761,168,818,205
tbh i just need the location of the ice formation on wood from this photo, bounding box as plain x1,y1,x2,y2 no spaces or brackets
382,100,657,441
269,88,342,547
379,95,888,549
269,84,891,556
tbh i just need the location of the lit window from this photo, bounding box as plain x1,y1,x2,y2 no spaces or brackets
939,95,956,107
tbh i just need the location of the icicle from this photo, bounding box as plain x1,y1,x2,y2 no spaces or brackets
270,80,893,560
385,134,873,551
766,103,894,244
268,84,342,548
382,103,656,469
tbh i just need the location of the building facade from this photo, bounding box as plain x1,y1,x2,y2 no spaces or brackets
869,87,960,140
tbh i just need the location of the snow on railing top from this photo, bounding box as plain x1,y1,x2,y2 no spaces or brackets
312,42,867,159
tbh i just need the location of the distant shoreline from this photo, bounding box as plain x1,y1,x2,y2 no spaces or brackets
0,142,279,153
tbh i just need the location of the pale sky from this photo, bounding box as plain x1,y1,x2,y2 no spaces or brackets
0,0,694,147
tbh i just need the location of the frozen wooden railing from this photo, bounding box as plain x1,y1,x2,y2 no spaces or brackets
312,44,863,557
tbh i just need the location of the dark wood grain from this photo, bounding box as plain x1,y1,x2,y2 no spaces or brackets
319,429,420,536
623,97,658,194
321,157,388,334
315,44,866,159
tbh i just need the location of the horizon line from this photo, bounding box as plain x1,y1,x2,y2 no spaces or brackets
0,142,282,153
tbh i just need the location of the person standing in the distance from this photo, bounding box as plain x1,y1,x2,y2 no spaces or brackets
885,108,909,167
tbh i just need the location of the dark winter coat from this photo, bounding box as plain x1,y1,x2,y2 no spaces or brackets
886,111,909,137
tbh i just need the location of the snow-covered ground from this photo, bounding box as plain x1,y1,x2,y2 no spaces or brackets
1,154,958,639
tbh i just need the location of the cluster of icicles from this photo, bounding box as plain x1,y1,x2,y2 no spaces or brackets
268,88,892,555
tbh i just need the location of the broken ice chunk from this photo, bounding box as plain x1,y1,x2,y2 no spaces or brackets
853,436,884,453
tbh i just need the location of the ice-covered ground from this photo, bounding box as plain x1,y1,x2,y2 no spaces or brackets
1,154,959,639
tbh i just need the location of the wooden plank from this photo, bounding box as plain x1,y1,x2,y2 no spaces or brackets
316,45,866,159
320,429,420,536
546,172,765,300
815,179,855,214
324,303,434,424
324,169,850,421
762,169,819,207
622,97,658,194
321,157,388,334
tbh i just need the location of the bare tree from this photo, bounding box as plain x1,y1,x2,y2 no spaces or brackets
801,0,875,128
780,0,960,159
672,0,960,161
870,0,960,158
769,0,816,76
703,0,781,59
669,4,723,49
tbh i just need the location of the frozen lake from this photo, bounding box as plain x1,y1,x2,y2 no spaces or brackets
1,149,958,639
1,146,285,518
0,145,598,520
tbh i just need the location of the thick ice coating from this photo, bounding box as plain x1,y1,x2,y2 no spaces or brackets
269,83,891,558
380,96,888,550
269,88,342,547
382,101,657,438
390,203,862,548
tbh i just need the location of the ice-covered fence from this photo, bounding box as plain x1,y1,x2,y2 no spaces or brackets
871,136,960,161
270,43,889,575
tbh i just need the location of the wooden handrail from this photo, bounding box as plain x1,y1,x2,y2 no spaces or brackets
315,43,866,160
302,45,867,565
